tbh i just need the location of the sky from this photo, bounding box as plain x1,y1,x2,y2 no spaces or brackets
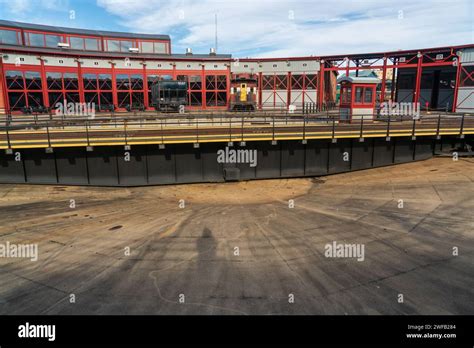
0,0,472,58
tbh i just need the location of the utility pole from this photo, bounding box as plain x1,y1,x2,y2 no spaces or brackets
215,13,218,51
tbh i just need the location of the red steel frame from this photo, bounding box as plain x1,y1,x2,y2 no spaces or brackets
1,42,473,114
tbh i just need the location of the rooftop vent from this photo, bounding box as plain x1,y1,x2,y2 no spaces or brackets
210,48,216,56
128,47,139,53
186,48,193,55
57,42,70,49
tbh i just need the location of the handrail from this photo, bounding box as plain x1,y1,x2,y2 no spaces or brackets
0,114,473,150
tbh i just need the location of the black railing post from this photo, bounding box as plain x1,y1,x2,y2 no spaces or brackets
386,114,391,139
359,116,364,139
86,121,90,147
459,113,465,137
303,115,306,141
241,115,244,142
272,116,276,142
411,116,416,138
124,120,128,146
331,115,336,141
46,123,52,148
6,122,11,149
436,113,441,138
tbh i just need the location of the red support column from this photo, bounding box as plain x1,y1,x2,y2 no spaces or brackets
287,71,291,110
142,63,149,109
380,56,387,104
111,62,118,109
76,59,85,104
452,57,462,113
0,56,10,114
201,64,206,110
413,52,423,105
39,58,49,108
258,72,262,110
226,64,231,109
318,60,325,110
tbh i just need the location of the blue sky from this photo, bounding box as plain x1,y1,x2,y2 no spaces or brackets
0,0,472,58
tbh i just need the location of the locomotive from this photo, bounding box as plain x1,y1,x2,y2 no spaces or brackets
229,75,258,111
151,80,187,112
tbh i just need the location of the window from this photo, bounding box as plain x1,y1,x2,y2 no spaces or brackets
28,33,45,47
115,73,144,109
355,87,363,103
83,73,113,110
106,40,120,52
141,41,154,53
70,37,84,50
364,88,373,103
85,38,99,51
0,29,19,45
120,41,133,52
106,39,135,52
460,66,474,87
153,42,166,54
5,70,44,111
205,75,227,106
45,34,62,47
341,86,351,104
46,71,79,108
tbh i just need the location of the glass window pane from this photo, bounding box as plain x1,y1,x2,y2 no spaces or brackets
364,88,373,103
6,71,24,89
83,73,98,90
153,42,166,54
355,87,363,103
120,41,133,52
24,71,42,89
85,38,99,51
116,74,129,90
70,37,84,50
45,34,62,48
46,72,62,90
130,74,143,90
0,29,18,45
64,73,78,90
99,74,112,89
141,41,154,53
107,40,120,52
28,33,44,46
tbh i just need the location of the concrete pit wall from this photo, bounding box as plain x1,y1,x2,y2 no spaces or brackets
0,136,461,186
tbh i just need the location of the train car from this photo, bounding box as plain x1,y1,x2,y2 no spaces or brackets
151,80,188,112
229,76,257,111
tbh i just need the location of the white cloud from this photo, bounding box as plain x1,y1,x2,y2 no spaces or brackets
96,0,473,57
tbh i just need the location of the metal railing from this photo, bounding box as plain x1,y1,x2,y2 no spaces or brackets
0,113,472,150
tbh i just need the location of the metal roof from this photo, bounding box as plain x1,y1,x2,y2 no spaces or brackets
337,76,381,84
0,43,232,60
0,19,170,41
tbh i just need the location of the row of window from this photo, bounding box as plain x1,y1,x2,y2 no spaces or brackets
340,86,374,105
261,74,317,90
0,28,169,53
4,70,228,110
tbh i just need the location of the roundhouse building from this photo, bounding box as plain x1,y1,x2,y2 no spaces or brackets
0,20,473,115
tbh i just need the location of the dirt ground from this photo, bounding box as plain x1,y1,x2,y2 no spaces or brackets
0,157,473,314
